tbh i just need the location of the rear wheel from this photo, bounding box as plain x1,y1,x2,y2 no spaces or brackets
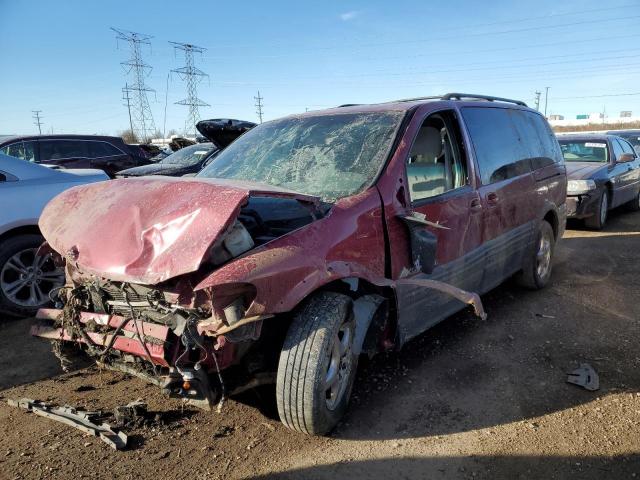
0,234,65,317
584,189,608,230
517,220,555,290
276,292,357,435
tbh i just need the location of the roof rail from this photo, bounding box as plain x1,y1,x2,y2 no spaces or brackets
337,103,362,108
442,93,527,107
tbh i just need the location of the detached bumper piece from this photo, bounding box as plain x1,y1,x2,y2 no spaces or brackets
31,308,174,367
7,398,128,450
566,194,600,219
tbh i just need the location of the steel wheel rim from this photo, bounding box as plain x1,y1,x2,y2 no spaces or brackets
536,231,552,279
0,248,65,308
600,193,608,225
324,320,354,410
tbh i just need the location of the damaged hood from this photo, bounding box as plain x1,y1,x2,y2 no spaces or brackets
40,176,318,285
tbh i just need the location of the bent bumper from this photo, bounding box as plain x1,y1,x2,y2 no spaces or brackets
566,193,600,219
31,309,175,367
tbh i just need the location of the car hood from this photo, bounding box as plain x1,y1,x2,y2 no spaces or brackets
117,162,195,177
39,176,318,285
565,162,607,180
196,119,257,148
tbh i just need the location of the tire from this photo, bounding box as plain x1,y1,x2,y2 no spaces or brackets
624,190,640,212
0,234,65,317
517,220,555,290
584,189,609,230
276,292,357,435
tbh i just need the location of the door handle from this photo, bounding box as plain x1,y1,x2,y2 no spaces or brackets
470,198,482,212
487,192,499,205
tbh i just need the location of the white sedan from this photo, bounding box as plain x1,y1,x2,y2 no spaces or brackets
0,154,108,316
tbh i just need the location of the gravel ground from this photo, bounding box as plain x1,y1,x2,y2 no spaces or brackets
0,209,639,479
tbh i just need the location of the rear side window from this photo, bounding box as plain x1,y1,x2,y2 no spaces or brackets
617,138,636,156
88,141,122,158
612,138,625,162
39,140,88,160
461,107,531,185
517,111,563,169
0,141,36,162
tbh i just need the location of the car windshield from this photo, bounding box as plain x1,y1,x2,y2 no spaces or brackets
162,143,216,166
198,111,405,201
559,140,609,163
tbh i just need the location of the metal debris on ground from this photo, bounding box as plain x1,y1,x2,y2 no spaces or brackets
566,363,600,391
7,398,128,450
113,400,148,429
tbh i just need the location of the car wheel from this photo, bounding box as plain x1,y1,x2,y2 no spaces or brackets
625,190,640,212
517,220,555,290
584,189,608,230
276,292,357,435
0,234,65,317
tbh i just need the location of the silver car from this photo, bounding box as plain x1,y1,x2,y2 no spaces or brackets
0,154,108,316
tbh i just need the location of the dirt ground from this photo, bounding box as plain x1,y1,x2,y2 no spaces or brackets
1,209,639,480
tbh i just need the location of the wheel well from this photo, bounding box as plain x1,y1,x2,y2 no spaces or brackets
543,210,558,240
0,225,42,245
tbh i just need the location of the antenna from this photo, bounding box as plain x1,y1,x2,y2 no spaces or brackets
254,91,264,123
111,27,157,141
169,41,209,137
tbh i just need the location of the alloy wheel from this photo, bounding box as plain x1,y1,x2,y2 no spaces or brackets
0,248,65,308
536,230,552,279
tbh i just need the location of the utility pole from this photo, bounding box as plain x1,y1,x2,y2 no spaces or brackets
534,91,541,111
254,91,264,123
122,83,134,134
112,27,157,141
32,110,43,134
544,86,550,117
170,41,209,137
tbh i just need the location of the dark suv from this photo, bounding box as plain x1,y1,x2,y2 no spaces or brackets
0,135,152,177
34,93,566,436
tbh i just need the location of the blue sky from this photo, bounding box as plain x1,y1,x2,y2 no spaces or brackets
1,0,639,136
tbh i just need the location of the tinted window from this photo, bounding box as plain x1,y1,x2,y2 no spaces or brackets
39,140,87,160
525,112,563,169
89,141,122,158
612,138,625,162
0,141,36,162
461,107,531,184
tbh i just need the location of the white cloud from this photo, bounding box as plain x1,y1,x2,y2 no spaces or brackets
339,11,359,21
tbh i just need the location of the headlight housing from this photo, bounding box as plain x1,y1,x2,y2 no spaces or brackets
567,179,596,195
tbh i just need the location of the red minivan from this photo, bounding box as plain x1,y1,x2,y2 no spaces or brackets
34,93,567,435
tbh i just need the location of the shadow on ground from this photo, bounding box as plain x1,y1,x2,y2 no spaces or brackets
252,454,640,480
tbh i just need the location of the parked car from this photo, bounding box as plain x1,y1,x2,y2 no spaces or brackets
33,94,566,435
0,154,108,316
557,133,640,229
606,129,640,156
116,143,219,177
0,134,152,178
116,119,256,177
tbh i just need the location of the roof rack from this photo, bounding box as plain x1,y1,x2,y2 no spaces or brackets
441,93,527,107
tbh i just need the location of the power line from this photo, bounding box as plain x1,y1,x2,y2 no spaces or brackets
254,91,264,123
112,27,157,141
551,92,640,101
169,41,209,137
32,110,43,135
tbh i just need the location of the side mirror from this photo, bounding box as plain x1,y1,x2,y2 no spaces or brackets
397,212,449,274
618,153,635,163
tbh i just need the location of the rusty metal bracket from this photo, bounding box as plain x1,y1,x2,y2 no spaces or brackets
7,398,128,450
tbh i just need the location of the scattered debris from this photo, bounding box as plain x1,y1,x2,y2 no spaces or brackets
113,400,148,429
535,313,556,319
213,425,235,438
7,398,127,450
566,363,600,391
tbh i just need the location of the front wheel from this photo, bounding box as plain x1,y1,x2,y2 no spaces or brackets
517,220,555,290
276,292,357,435
584,189,608,230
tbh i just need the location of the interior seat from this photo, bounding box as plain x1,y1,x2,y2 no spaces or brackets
407,126,446,199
